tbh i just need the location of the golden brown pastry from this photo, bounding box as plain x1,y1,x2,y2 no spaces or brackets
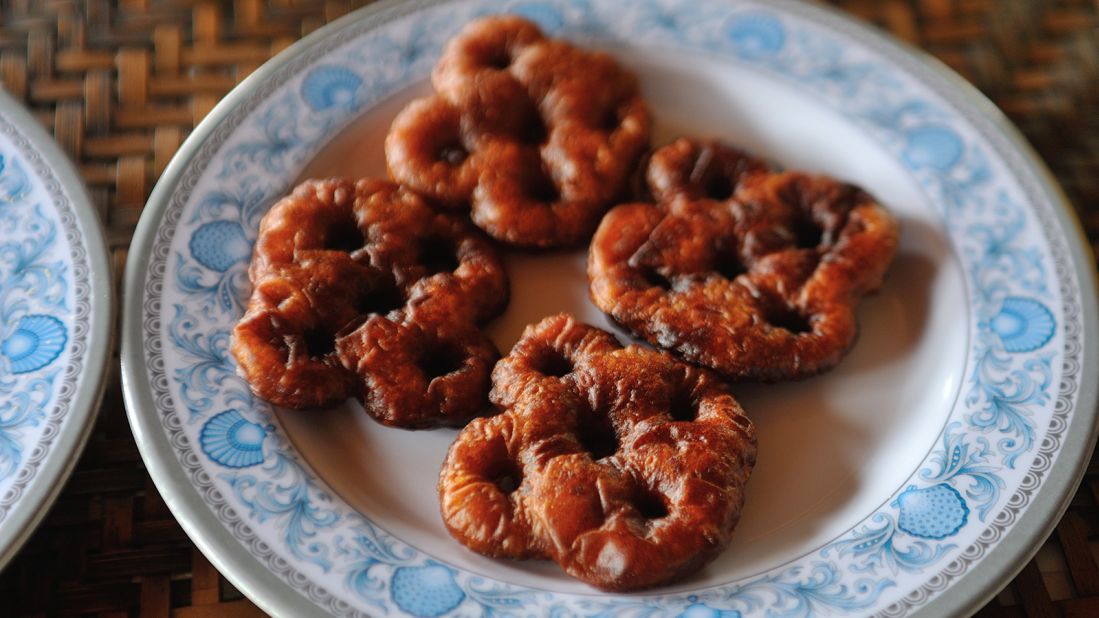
438,314,757,591
232,178,508,426
386,16,651,248
589,139,900,381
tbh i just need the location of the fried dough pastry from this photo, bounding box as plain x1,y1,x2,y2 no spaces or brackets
232,273,363,410
336,313,499,429
438,314,757,591
386,15,651,248
232,178,508,425
589,139,900,381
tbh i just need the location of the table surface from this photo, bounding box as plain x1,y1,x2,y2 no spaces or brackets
0,1,1097,616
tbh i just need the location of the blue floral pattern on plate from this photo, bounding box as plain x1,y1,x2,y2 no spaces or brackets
134,0,1086,615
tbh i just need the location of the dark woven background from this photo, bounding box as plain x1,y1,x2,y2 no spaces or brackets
0,1,1095,616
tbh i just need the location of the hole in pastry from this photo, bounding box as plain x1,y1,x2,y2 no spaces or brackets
419,342,466,380
535,349,573,378
519,114,549,145
419,237,460,276
764,303,812,334
490,459,523,494
302,327,336,359
527,167,561,204
714,251,746,281
599,105,621,132
324,219,365,253
437,141,469,166
487,50,512,70
355,284,405,317
668,389,698,422
576,410,619,461
633,486,669,520
639,267,674,291
793,218,824,249
704,173,734,201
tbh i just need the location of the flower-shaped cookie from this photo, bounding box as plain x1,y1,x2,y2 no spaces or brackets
589,139,899,381
386,16,651,248
438,314,757,590
232,178,508,427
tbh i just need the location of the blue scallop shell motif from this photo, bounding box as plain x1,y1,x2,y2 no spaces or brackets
301,65,363,111
726,13,786,60
2,314,67,374
390,563,464,617
189,220,251,272
512,2,565,32
902,125,964,171
990,296,1055,353
199,409,267,469
895,483,969,539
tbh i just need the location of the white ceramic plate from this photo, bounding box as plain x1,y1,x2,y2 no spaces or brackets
121,1,1099,616
0,88,112,569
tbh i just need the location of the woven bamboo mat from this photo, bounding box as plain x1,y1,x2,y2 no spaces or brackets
0,1,1095,616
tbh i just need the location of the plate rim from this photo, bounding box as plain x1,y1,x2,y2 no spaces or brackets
811,5,1099,614
119,0,1099,616
0,86,115,571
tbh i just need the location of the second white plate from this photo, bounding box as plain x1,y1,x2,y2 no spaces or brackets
0,88,112,569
